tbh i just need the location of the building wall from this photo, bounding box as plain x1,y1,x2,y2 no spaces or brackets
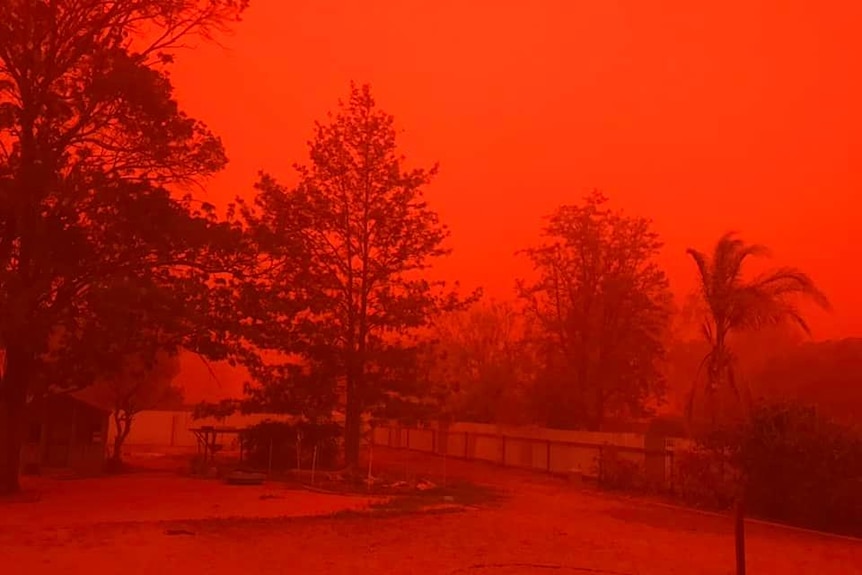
18,397,109,476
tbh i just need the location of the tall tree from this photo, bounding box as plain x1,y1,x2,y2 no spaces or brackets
0,0,252,493
686,231,830,575
518,191,672,430
240,83,470,467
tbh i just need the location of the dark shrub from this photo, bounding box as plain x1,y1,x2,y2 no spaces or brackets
677,401,862,535
599,445,648,491
673,447,735,509
242,420,342,471
737,402,862,535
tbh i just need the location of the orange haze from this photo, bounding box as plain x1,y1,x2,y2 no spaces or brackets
167,1,862,399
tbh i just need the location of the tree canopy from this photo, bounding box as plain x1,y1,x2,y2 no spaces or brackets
518,191,673,430
0,0,254,493
235,83,473,465
424,299,531,424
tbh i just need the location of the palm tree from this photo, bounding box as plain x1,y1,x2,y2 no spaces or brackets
686,232,829,575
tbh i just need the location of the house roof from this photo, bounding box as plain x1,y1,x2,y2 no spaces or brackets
65,390,114,414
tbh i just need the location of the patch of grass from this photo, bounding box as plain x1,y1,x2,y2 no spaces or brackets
328,481,502,519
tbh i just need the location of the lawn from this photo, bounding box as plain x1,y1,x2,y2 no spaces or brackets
1,448,860,575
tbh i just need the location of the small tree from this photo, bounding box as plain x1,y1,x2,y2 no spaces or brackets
239,82,473,467
87,351,182,467
518,192,673,430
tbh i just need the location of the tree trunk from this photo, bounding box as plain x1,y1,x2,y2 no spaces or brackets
734,486,747,575
344,375,362,469
110,412,132,465
0,398,24,494
0,347,32,494
594,387,605,431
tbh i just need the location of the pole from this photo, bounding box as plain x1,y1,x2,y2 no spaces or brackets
311,445,318,485
735,491,746,575
268,437,273,476
443,445,447,487
367,440,374,491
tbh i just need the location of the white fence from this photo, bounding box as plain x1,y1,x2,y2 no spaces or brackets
372,421,693,490
115,411,694,491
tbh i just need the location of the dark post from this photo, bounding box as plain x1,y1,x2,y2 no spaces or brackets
598,444,604,484
735,490,747,575
668,450,675,494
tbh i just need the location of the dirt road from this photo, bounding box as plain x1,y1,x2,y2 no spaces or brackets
1,448,860,574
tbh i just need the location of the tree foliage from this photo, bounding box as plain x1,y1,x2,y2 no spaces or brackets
237,83,473,465
681,401,862,536
0,0,252,493
518,191,672,430
424,299,531,424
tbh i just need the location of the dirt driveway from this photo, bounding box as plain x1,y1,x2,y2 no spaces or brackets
1,448,860,575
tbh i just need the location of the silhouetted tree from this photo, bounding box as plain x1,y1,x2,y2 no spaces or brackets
686,231,830,575
238,83,472,467
426,299,531,424
0,0,251,493
518,191,672,430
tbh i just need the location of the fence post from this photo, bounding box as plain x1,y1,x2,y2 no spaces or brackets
546,440,552,473
598,444,604,484
668,448,675,494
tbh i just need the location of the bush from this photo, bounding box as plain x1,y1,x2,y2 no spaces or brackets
599,446,648,491
738,402,862,535
242,420,342,472
673,447,735,509
676,401,862,535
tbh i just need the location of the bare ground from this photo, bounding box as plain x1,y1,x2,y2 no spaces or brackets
1,447,860,575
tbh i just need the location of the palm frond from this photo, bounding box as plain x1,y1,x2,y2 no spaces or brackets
751,267,831,310
686,247,711,288
712,232,770,292
686,248,714,319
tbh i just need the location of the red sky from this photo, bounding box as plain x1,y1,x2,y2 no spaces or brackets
170,0,860,375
